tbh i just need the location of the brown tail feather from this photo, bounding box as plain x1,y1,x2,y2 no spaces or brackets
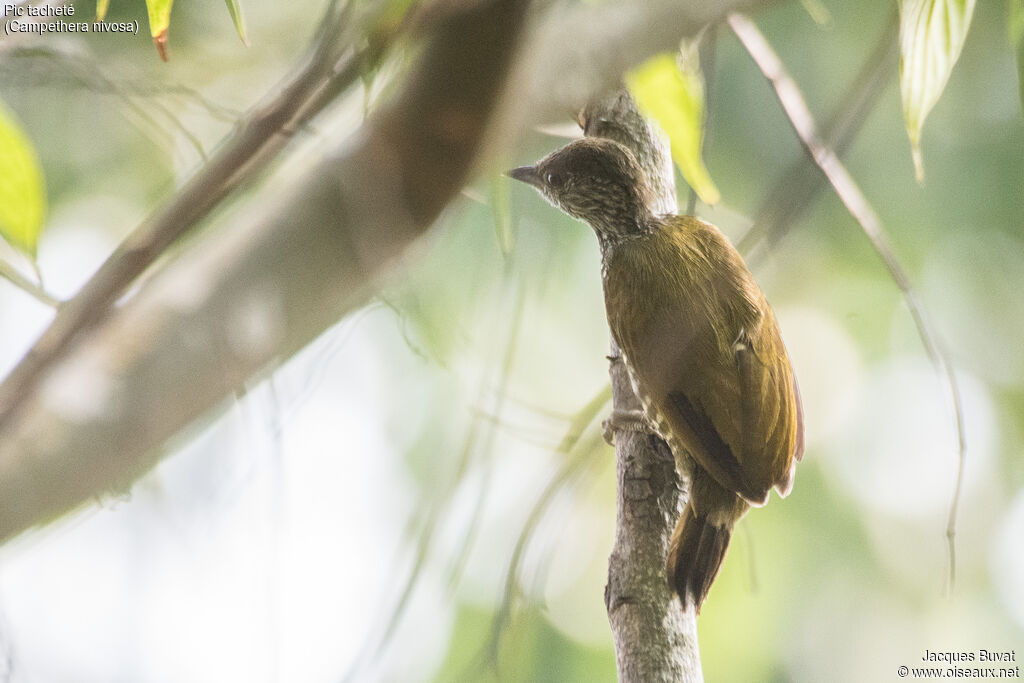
666,504,733,613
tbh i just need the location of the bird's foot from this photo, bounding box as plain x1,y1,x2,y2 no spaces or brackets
602,408,652,445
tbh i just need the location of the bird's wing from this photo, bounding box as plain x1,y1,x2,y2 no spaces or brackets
658,308,800,505
612,298,773,505
609,231,801,505
731,306,803,498
664,381,769,504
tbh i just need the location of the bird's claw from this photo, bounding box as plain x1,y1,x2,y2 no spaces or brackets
602,418,616,446
602,408,652,446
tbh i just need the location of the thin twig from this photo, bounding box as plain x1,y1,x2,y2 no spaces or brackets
0,258,61,308
728,12,966,594
737,11,899,260
487,384,612,658
445,281,527,590
0,45,242,123
479,438,604,680
345,280,527,682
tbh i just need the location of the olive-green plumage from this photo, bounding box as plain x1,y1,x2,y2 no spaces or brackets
510,137,804,613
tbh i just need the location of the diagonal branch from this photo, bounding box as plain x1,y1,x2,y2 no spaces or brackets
736,11,899,261
728,12,967,593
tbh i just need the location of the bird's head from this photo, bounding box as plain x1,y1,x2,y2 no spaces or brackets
509,138,655,244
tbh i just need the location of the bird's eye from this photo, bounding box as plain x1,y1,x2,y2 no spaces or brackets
546,173,556,185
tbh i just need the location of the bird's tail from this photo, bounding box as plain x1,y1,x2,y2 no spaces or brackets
666,503,733,613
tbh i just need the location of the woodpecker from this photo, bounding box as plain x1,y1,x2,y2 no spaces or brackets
510,137,804,612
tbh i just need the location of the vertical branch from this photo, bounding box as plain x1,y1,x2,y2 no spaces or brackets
582,90,703,683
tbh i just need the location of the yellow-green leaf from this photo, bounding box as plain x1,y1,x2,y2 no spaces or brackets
626,50,721,206
96,0,110,21
145,0,174,61
1011,0,1024,112
224,0,248,46
898,0,977,183
0,101,46,258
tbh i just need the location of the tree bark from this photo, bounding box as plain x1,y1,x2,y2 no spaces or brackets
605,355,703,683
582,91,703,682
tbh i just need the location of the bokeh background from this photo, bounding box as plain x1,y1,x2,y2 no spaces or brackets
0,0,1022,681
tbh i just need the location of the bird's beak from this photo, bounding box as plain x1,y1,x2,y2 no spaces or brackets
507,165,541,188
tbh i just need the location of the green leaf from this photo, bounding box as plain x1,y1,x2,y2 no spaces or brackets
898,0,977,183
96,0,110,21
145,0,174,61
1010,0,1024,112
0,101,46,258
223,0,248,46
626,49,721,206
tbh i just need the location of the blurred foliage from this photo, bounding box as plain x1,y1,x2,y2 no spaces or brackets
0,0,1022,681
627,48,721,205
